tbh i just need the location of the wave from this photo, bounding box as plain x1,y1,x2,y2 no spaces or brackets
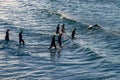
37,9,79,25
49,10,78,23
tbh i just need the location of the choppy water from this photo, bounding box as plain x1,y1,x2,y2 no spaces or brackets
0,0,120,80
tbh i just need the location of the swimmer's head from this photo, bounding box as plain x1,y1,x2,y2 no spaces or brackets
7,29,9,32
20,28,24,33
53,34,56,38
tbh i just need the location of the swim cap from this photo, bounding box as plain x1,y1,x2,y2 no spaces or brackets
20,28,24,32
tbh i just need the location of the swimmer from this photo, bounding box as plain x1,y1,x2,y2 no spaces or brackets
49,35,56,49
58,33,62,47
71,28,76,40
5,29,10,41
61,24,65,33
19,30,25,45
56,24,60,34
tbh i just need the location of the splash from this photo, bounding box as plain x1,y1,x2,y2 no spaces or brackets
49,10,78,22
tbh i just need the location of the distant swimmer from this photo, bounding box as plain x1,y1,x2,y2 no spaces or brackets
71,28,76,40
49,35,56,49
5,29,10,41
58,33,62,47
88,24,100,29
61,24,65,33
56,24,60,34
19,30,25,45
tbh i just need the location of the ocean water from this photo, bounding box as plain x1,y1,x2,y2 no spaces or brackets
0,0,120,80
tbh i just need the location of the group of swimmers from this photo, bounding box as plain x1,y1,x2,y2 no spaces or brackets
4,24,75,49
4,23,99,49
49,24,76,49
49,23,101,49
5,29,25,45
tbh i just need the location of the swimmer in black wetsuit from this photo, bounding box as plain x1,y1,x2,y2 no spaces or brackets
56,24,60,34
5,29,10,41
61,24,65,33
58,33,62,47
19,30,25,45
71,28,76,40
49,35,56,49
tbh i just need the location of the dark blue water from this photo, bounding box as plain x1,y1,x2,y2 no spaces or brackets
0,0,120,80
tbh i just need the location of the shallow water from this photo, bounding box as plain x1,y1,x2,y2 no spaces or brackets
0,0,120,80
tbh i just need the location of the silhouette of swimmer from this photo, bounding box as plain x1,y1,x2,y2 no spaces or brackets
5,29,10,41
56,24,60,34
88,24,100,29
49,35,56,49
19,30,25,45
58,33,62,47
71,28,76,40
61,24,65,33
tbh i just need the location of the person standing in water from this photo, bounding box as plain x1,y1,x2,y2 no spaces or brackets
5,29,10,41
49,35,56,49
61,24,65,33
56,24,60,34
71,28,76,40
58,33,62,47
19,30,25,45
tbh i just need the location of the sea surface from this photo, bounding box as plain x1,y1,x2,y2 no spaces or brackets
0,0,120,80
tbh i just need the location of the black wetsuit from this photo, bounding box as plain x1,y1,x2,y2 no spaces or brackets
49,35,56,49
58,34,62,47
71,29,76,39
19,32,25,45
61,24,65,33
56,24,60,34
5,30,9,41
